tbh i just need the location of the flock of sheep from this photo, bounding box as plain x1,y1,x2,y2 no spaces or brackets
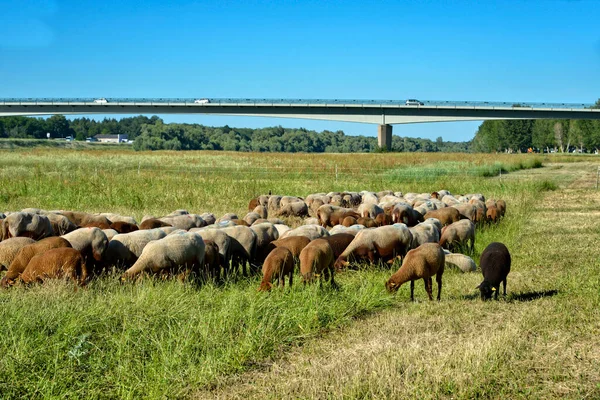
0,189,511,300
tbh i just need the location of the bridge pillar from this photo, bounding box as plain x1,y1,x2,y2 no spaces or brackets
377,124,392,150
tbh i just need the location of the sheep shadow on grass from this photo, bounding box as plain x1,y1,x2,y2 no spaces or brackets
460,289,559,302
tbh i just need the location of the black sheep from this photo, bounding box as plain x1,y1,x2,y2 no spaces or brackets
477,242,511,300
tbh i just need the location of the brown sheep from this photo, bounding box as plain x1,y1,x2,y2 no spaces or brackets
202,240,221,280
374,213,393,226
496,200,507,218
110,221,139,234
423,207,463,226
385,243,445,301
334,225,412,270
342,216,358,227
316,205,360,228
258,247,294,291
19,247,88,286
320,233,355,262
486,205,499,224
1,237,72,287
266,236,311,259
248,197,260,211
439,220,476,254
139,218,172,230
299,239,336,286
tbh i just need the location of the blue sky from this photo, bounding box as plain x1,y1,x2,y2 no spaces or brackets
1,0,599,142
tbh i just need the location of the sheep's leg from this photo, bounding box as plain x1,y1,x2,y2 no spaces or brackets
288,270,293,288
494,286,499,300
425,278,433,301
436,273,443,301
410,280,415,301
502,279,507,296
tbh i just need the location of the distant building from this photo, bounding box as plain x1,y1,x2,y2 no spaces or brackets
94,134,129,143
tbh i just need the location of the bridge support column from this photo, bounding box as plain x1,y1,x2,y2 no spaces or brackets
377,124,392,150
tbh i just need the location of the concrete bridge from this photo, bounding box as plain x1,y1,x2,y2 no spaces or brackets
1,98,599,148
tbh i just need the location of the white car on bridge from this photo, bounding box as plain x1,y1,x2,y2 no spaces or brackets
194,98,210,104
405,99,424,106
93,98,108,104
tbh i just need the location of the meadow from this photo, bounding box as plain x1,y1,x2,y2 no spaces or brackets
0,148,598,399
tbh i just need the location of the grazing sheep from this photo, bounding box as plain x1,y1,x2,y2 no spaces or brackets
266,236,311,259
110,221,139,234
1,237,72,287
46,213,78,236
122,232,205,281
409,222,440,249
243,212,261,226
477,242,511,300
19,247,88,286
439,220,476,254
385,243,445,301
0,237,36,271
253,205,268,219
443,250,477,272
391,204,422,227
220,226,258,266
102,229,119,241
104,228,167,269
374,213,393,226
267,195,283,213
99,213,137,225
273,224,291,237
304,217,320,226
317,205,360,228
202,240,221,280
424,207,463,226
250,223,280,262
280,225,329,241
139,218,172,230
190,228,231,276
3,212,54,240
227,237,252,276
248,197,260,211
357,203,384,219
342,216,358,227
334,224,412,269
453,203,478,223
486,205,499,224
320,233,355,261
230,219,250,227
496,200,507,218
62,227,109,274
160,214,206,230
80,214,113,230
299,239,336,286
258,247,295,291
277,201,308,217
328,225,363,236
200,213,216,226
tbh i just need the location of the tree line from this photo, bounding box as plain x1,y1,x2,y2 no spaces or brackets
1,105,599,153
0,115,469,153
472,100,600,153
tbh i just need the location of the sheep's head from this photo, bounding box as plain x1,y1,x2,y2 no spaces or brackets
257,281,273,292
477,281,495,300
385,279,400,293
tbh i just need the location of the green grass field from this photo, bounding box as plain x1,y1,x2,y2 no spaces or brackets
0,148,598,399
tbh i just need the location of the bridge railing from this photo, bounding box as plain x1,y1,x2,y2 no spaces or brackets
0,98,595,109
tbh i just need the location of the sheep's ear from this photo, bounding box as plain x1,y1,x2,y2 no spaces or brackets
491,287,496,291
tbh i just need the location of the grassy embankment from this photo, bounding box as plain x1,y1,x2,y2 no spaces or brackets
0,148,596,398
